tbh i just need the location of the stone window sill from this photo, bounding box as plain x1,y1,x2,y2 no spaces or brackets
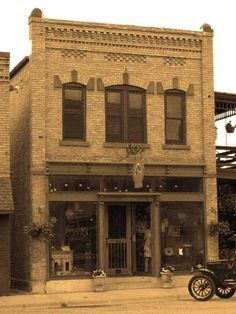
162,144,191,150
59,140,90,147
103,142,150,149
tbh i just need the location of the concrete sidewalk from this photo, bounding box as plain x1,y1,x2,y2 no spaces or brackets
0,286,190,310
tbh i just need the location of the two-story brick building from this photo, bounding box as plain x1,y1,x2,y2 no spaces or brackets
9,8,217,293
0,52,14,295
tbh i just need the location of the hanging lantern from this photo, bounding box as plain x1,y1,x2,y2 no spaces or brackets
225,121,235,133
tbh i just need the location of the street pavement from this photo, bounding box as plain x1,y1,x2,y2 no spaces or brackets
0,286,189,311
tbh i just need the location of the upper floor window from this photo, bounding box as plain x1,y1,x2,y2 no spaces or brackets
63,83,86,140
165,89,186,144
105,85,146,143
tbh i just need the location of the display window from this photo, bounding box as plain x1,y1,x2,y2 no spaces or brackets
49,202,97,277
160,202,204,271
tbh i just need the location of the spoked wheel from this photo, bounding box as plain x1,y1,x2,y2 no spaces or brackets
188,274,215,301
215,286,236,298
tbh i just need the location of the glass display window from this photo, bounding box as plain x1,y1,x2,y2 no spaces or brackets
49,201,97,277
156,177,202,192
103,176,153,192
49,175,101,192
160,202,204,272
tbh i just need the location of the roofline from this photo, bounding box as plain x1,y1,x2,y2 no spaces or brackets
215,91,236,101
10,56,29,79
0,51,10,58
44,18,205,37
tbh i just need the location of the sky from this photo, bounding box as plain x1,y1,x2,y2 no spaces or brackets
1,0,236,145
1,0,235,93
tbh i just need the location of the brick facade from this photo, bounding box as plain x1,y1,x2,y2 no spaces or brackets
0,51,14,295
10,9,218,293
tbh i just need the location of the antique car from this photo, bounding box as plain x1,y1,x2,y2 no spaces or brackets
188,257,236,301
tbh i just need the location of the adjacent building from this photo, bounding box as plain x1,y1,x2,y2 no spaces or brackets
0,51,14,295
9,8,217,293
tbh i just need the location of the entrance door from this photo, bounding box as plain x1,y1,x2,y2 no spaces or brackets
106,204,131,275
106,203,151,276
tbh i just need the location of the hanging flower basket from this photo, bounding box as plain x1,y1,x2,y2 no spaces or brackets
208,221,231,237
23,222,54,240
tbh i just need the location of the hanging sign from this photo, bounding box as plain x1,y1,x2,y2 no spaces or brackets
132,160,144,188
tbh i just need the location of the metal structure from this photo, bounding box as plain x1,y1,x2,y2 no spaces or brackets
215,92,236,122
215,92,236,178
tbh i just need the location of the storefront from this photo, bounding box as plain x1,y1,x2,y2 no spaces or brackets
48,165,205,279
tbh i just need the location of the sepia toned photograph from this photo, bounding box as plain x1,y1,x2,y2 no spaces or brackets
1,0,236,313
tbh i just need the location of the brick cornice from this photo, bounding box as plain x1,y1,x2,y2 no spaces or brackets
44,24,202,54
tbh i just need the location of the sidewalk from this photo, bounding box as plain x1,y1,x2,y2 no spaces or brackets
0,286,189,310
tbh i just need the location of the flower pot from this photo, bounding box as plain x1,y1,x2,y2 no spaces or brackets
93,276,106,292
160,271,174,288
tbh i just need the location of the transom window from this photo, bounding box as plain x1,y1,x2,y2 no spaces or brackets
165,89,186,144
105,85,146,143
63,83,86,140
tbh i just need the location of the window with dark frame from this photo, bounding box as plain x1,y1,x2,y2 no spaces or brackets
160,202,204,272
105,85,146,143
63,83,86,140
165,89,186,144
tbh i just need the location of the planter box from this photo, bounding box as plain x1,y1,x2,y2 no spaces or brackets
93,277,106,292
160,272,174,288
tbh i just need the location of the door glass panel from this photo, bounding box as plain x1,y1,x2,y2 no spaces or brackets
133,203,151,274
108,205,126,239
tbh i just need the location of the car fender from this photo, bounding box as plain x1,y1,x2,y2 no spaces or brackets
192,268,226,287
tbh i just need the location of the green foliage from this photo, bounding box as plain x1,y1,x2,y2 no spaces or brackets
24,222,54,240
208,221,231,236
217,184,236,258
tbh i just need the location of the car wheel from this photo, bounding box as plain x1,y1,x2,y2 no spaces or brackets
215,286,235,298
188,274,215,301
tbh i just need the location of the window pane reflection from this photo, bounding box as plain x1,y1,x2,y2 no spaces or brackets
160,202,204,271
49,202,97,277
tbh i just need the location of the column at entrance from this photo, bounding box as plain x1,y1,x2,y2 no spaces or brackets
151,195,161,276
98,196,105,270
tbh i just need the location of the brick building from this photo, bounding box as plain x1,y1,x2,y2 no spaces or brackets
9,8,217,293
0,52,14,295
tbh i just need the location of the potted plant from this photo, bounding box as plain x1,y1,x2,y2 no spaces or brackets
208,221,231,236
160,265,175,288
92,268,107,292
23,222,54,241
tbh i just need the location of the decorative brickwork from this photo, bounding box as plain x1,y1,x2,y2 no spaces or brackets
9,9,217,292
61,49,87,59
163,56,187,66
105,52,147,63
45,26,202,54
0,54,10,82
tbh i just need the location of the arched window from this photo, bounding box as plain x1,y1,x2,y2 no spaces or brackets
62,83,86,140
165,89,186,144
105,85,146,143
